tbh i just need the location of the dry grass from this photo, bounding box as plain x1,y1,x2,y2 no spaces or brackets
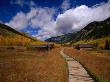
64,47,110,82
0,47,68,82
73,36,110,49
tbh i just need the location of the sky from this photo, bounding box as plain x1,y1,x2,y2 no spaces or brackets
0,0,110,40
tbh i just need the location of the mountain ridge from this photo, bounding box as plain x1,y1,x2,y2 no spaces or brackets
0,23,37,41
46,17,110,45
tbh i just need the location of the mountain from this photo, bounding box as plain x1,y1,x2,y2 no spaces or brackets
73,17,110,40
0,23,37,41
45,33,76,44
46,17,110,44
0,23,44,46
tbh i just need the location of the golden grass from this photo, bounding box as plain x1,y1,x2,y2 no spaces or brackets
73,36,110,49
64,47,110,82
0,48,68,82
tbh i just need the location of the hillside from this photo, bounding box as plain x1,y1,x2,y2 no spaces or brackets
46,33,76,44
0,23,45,46
72,17,110,41
46,17,110,46
0,23,37,40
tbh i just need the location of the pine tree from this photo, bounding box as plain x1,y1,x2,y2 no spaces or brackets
105,40,109,50
75,44,80,50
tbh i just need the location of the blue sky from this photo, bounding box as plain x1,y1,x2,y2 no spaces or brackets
0,0,110,40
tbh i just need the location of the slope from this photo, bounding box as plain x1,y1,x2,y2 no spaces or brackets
46,17,110,47
0,23,45,46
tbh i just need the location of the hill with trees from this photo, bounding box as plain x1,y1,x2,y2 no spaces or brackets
0,23,45,46
46,17,110,49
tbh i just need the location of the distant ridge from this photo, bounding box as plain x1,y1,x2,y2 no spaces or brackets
46,17,110,44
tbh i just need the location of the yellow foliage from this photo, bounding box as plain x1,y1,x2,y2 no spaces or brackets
0,34,46,46
73,36,110,49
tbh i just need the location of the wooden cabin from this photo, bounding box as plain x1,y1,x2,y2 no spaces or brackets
79,44,94,48
74,44,94,49
30,44,54,51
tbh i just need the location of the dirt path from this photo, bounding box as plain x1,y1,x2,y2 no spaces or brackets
60,49,94,82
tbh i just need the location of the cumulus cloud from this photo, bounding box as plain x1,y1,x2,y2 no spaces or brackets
30,8,55,29
6,12,28,30
30,8,56,39
33,30,52,40
6,1,110,40
6,7,56,40
55,2,110,34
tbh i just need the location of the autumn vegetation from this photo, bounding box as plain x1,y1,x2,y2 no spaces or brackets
0,47,68,82
73,36,110,50
0,21,110,82
0,23,48,46
0,33,49,46
64,47,110,82
0,23,68,82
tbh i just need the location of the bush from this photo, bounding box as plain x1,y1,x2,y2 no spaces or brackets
104,40,110,50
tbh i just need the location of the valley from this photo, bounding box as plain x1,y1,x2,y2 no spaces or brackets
0,10,110,82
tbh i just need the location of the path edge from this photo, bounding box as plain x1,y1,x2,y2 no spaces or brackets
62,48,99,82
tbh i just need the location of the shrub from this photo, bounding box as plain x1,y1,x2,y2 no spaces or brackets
104,40,109,50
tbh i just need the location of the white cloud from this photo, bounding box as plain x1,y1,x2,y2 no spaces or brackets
6,1,110,40
55,2,110,34
30,8,57,40
6,12,28,30
61,0,70,11
30,8,55,29
6,7,56,40
33,30,52,40
26,8,38,20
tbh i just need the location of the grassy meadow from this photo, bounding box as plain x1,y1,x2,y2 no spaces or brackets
64,47,110,82
0,47,68,82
